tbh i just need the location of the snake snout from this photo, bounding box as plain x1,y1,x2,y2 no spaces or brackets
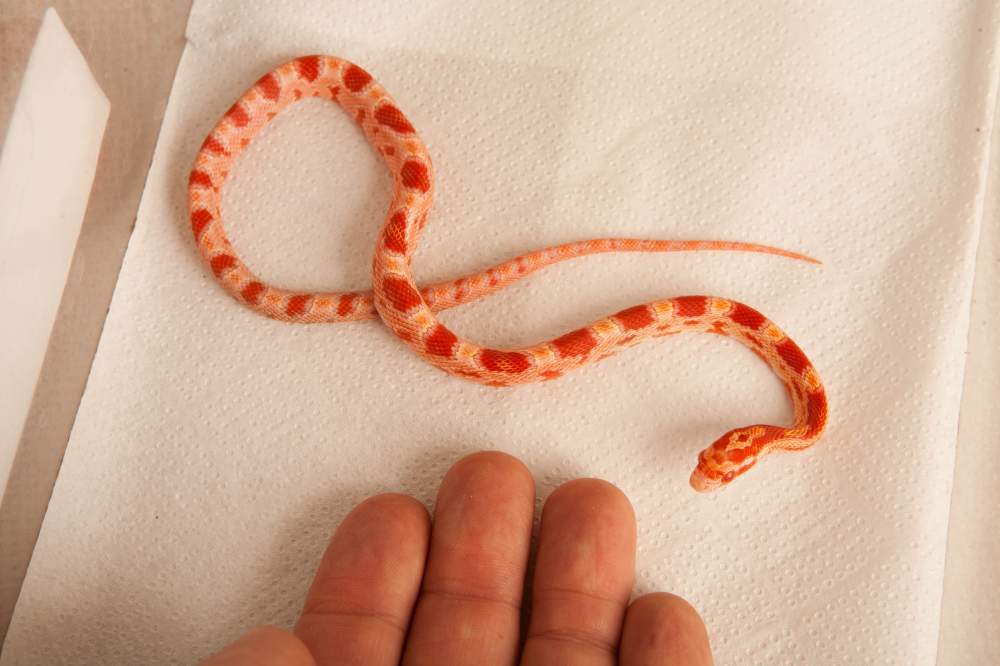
689,466,723,493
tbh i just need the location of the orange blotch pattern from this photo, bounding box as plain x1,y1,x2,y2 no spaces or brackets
286,295,311,317
805,391,828,436
401,160,430,192
344,64,373,92
256,72,281,100
226,102,250,127
675,296,707,318
777,338,809,374
614,305,654,331
337,294,356,317
480,349,531,373
241,281,265,305
383,211,408,253
383,276,423,312
189,170,213,190
210,254,236,277
201,134,228,155
295,56,321,82
191,209,213,238
375,104,415,133
730,302,766,330
425,324,458,356
552,328,598,358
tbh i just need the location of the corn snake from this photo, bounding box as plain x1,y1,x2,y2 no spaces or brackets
188,55,828,492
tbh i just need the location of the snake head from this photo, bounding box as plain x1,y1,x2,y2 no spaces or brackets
689,425,783,492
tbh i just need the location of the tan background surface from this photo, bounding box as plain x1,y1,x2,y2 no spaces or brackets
0,0,193,648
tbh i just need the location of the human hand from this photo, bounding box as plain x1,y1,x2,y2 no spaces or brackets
203,451,713,665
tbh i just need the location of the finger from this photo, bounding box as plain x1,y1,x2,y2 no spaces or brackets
201,625,316,666
619,593,713,665
402,451,535,665
294,493,430,666
521,479,636,666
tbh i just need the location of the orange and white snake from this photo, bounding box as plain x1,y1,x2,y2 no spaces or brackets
188,56,828,492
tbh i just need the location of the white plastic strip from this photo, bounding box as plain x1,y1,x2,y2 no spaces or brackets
0,8,109,494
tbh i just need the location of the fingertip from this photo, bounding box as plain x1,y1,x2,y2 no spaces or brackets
445,450,534,490
629,593,706,629
350,492,431,529
435,450,536,517
544,477,636,526
620,593,713,665
326,492,431,563
435,450,536,530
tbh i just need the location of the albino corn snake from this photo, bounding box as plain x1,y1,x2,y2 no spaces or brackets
188,56,829,492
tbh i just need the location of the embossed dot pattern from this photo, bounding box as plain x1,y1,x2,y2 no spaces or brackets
3,2,998,665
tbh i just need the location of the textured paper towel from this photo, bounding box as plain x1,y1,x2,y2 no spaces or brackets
4,2,998,664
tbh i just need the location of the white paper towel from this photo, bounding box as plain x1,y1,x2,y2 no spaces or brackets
4,2,998,664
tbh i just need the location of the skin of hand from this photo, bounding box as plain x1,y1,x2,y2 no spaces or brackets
202,451,713,665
